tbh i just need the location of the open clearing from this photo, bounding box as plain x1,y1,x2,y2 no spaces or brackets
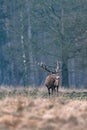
0,87,87,130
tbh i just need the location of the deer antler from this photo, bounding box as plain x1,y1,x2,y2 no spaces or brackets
38,62,59,74
56,61,60,73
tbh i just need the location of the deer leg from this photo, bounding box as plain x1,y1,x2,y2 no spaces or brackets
57,85,59,93
54,86,56,93
48,88,50,96
52,87,54,95
57,86,58,93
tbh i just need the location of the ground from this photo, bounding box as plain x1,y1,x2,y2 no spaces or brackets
0,87,87,130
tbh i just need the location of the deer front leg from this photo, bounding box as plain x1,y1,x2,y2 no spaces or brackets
48,88,51,96
52,87,54,95
57,86,58,93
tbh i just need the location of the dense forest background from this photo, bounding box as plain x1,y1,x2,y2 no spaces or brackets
0,0,87,88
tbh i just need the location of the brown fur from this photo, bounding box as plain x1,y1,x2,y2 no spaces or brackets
45,74,60,96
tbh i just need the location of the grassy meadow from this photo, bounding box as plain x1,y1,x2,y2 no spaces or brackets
0,86,87,130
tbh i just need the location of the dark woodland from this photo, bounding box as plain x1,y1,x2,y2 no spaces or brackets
0,0,87,88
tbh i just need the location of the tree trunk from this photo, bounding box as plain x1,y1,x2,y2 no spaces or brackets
20,11,28,87
62,60,69,87
26,0,35,86
61,7,69,87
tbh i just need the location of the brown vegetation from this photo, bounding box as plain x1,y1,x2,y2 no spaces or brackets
0,87,87,130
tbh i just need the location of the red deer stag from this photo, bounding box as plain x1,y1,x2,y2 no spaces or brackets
38,62,60,96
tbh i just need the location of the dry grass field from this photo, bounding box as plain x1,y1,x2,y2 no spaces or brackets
0,87,87,130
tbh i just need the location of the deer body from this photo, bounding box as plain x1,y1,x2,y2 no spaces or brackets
45,74,60,96
38,61,60,96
